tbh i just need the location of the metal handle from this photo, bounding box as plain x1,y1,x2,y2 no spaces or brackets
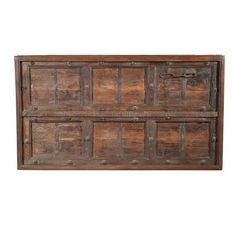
159,73,196,79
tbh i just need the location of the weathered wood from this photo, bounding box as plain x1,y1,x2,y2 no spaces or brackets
121,68,145,105
145,120,156,159
93,68,117,104
15,55,224,170
81,66,92,106
217,59,224,169
15,55,224,62
22,111,218,118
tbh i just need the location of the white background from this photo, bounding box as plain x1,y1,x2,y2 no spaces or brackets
0,0,235,235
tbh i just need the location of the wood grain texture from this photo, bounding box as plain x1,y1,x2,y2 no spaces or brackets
121,68,145,104
15,55,224,170
93,68,117,104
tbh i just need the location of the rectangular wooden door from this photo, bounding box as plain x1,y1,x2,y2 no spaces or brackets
15,55,224,170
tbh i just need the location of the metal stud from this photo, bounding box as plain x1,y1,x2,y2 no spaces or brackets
130,105,138,111
24,139,29,144
200,159,207,165
149,83,154,88
165,160,171,164
33,160,39,165
100,160,107,165
21,86,28,91
22,110,27,116
67,160,73,165
212,136,217,142
130,160,138,165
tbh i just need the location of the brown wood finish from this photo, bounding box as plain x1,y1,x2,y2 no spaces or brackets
15,55,224,170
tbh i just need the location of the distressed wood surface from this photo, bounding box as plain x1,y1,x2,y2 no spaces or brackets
15,55,224,170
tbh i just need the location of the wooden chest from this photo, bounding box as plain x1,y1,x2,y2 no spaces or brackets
15,55,224,170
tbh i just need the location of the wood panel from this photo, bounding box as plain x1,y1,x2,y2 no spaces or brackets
156,64,215,109
56,68,80,105
25,62,217,111
92,67,145,105
121,68,145,104
93,122,144,160
122,123,144,159
25,121,83,164
15,55,224,170
184,123,209,158
30,67,81,106
22,118,215,166
93,68,117,104
31,68,55,105
156,122,210,159
93,123,118,158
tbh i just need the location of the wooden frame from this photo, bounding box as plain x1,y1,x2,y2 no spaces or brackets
15,55,224,170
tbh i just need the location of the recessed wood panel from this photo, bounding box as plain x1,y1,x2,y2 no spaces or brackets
57,68,80,104
31,68,55,105
31,122,82,160
158,79,183,105
93,68,117,104
156,122,210,159
32,123,56,156
184,123,209,158
121,68,145,104
157,66,212,108
57,123,82,155
93,122,144,160
93,123,118,158
31,68,81,106
122,123,144,158
157,123,181,158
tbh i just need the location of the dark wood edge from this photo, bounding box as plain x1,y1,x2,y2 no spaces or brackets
216,56,225,170
18,164,222,170
15,57,23,169
15,55,225,62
